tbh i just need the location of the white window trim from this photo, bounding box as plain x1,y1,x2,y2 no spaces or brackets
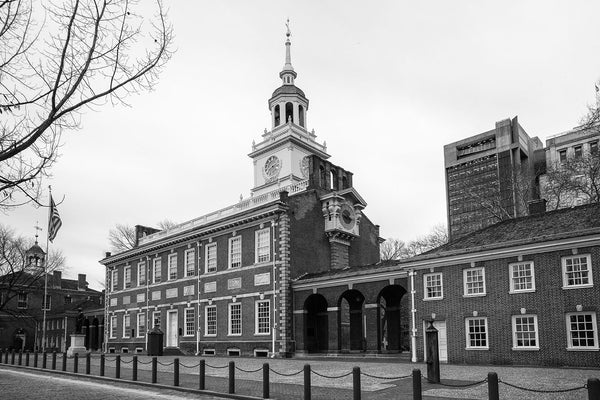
561,254,593,289
152,258,162,284
168,253,178,281
122,315,131,338
565,312,599,351
111,269,118,292
205,243,217,273
184,307,195,337
110,316,117,339
228,236,242,269
255,299,271,335
17,293,28,309
465,317,489,350
137,261,146,286
463,267,486,297
228,303,242,336
255,228,271,264
42,294,51,311
423,272,444,300
204,305,217,337
136,313,146,338
511,314,539,351
509,261,536,294
124,266,131,289
184,248,196,277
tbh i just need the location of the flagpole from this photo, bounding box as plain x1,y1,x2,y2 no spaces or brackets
42,185,52,352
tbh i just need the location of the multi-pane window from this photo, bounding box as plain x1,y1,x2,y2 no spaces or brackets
574,145,583,158
168,254,178,280
137,313,146,338
256,300,270,334
512,315,539,349
562,255,593,288
138,261,146,285
465,317,488,349
124,266,131,289
255,228,270,263
185,249,196,277
17,292,27,309
153,258,162,283
184,308,195,336
43,294,51,310
205,243,217,273
110,316,118,338
205,305,217,336
111,269,118,291
64,295,72,304
153,311,161,329
423,273,443,299
559,149,567,162
464,268,486,296
566,312,598,350
590,141,599,155
123,315,131,338
229,303,242,335
229,236,242,268
509,262,535,293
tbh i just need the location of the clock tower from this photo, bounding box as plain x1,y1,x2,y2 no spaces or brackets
249,21,330,196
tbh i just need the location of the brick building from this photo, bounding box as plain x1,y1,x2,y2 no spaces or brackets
100,29,381,356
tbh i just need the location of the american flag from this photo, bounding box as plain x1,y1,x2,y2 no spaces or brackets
48,195,62,242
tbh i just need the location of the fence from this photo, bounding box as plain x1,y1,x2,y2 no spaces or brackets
1,349,599,400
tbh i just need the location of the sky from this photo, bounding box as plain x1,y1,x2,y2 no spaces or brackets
3,1,600,290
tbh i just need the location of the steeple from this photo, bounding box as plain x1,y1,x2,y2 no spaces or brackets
280,19,297,86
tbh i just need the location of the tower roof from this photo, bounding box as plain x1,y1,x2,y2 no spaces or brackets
271,84,306,99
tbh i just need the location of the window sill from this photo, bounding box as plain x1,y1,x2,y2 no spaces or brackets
566,347,599,351
562,284,593,290
204,334,217,338
511,347,539,351
227,334,242,337
463,293,486,298
254,332,271,336
465,347,489,351
423,296,444,301
509,289,536,294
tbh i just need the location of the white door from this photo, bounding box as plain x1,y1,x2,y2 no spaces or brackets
423,320,448,363
166,310,178,347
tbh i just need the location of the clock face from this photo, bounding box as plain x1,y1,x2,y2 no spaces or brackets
339,203,355,230
300,156,310,178
263,155,281,182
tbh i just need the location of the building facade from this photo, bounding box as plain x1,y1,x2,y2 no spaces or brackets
444,117,543,240
100,30,381,357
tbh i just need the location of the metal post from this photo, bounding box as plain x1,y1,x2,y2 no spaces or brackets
488,372,499,400
173,358,179,387
18,350,22,365
151,356,157,384
353,367,361,400
100,354,105,376
425,321,440,383
73,353,78,374
51,352,56,370
86,353,91,375
11,349,15,365
115,355,121,379
25,351,30,367
4,350,7,364
132,356,138,381
61,352,67,371
228,361,235,394
304,364,311,400
41,351,46,368
199,359,205,390
33,351,38,368
412,369,422,400
263,363,270,399
588,378,600,400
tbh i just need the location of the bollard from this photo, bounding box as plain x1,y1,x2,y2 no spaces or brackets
228,361,235,394
173,358,180,387
41,351,46,369
62,352,67,371
11,349,15,365
412,369,422,400
100,354,105,376
488,372,499,400
33,351,38,368
73,353,79,374
86,353,91,375
51,352,57,370
151,356,157,384
4,350,7,364
132,356,137,381
199,359,205,390
115,355,121,379
353,367,361,400
588,378,600,400
304,364,311,400
25,351,30,367
262,363,270,399
18,351,22,365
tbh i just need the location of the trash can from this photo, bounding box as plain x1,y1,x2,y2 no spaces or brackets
147,327,164,356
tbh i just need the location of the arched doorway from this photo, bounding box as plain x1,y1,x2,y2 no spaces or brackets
377,285,407,352
338,290,365,352
303,294,328,353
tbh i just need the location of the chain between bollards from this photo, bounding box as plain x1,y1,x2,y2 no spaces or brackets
304,364,311,400
488,372,499,400
199,359,205,390
263,363,270,399
228,361,235,394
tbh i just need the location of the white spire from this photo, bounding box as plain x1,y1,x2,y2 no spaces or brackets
280,18,297,85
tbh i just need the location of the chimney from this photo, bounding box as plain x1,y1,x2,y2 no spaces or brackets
53,271,62,288
528,199,547,215
78,274,87,291
105,251,112,258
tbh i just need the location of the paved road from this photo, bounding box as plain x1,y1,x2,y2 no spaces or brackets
0,368,221,400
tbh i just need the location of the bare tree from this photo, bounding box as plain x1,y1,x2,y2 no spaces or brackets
580,80,600,134
379,238,406,261
543,152,600,209
381,224,449,261
0,224,65,313
0,0,173,209
109,219,177,252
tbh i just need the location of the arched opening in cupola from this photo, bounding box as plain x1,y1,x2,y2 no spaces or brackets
299,105,305,127
274,105,281,127
285,102,293,124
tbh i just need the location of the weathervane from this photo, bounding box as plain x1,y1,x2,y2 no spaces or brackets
286,18,291,38
34,221,42,244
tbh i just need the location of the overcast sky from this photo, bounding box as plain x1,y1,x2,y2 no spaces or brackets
4,1,600,290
